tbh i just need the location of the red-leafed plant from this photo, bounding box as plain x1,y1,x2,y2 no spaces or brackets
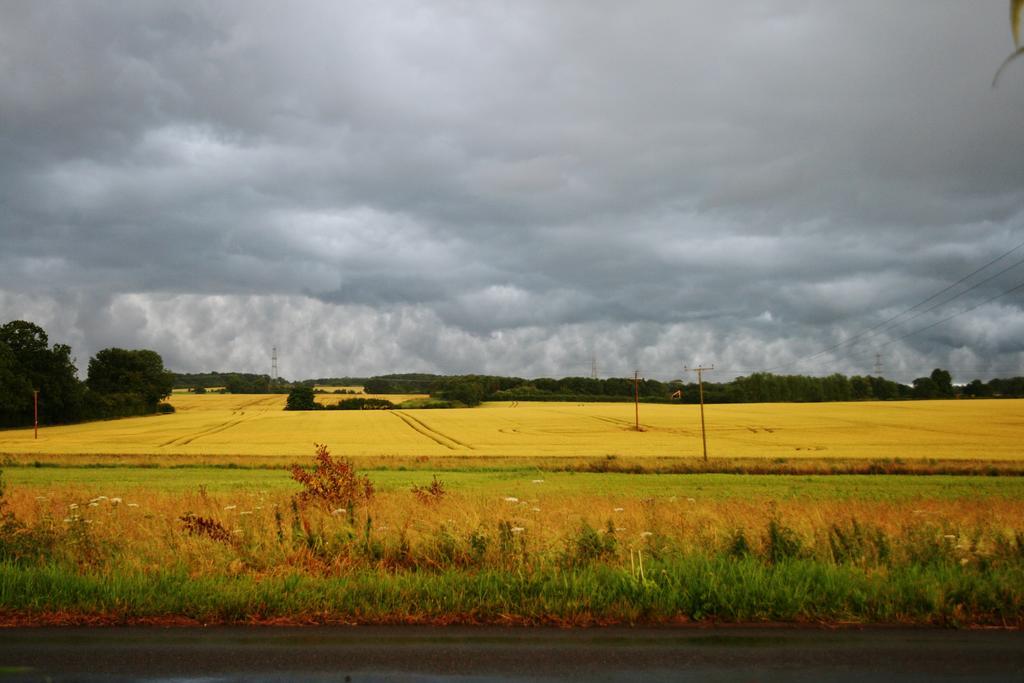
290,443,374,512
180,513,232,544
411,475,447,504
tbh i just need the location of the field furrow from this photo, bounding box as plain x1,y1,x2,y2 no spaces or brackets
391,412,459,450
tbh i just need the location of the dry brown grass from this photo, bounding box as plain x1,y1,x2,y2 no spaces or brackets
8,481,1023,578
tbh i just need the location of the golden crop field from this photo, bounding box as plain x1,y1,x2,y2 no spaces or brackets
0,394,1022,461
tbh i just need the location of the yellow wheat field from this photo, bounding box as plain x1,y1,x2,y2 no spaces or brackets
1,393,1022,461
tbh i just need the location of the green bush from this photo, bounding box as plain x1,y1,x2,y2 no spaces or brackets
285,386,319,411
565,521,617,566
765,518,802,564
325,398,394,410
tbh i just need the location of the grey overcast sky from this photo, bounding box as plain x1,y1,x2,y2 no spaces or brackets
2,1,1023,382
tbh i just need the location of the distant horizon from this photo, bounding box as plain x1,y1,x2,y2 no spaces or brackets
168,366,1022,387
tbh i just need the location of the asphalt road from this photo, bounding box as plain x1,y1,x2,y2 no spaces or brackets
1,626,1023,682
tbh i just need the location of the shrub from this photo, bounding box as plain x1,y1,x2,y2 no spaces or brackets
156,402,175,414
727,529,752,558
80,390,150,421
566,520,617,566
765,518,802,564
396,398,458,409
411,475,447,504
291,443,374,512
325,397,394,411
180,513,232,544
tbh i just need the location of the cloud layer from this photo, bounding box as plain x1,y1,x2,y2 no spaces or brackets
2,1,1023,382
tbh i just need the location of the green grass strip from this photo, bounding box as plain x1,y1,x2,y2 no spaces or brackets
3,558,1022,626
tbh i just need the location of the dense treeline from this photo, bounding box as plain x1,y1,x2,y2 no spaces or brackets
302,376,371,387
359,369,1024,406
696,372,911,404
172,371,290,394
0,320,174,428
362,374,442,394
214,366,1022,408
962,376,1024,398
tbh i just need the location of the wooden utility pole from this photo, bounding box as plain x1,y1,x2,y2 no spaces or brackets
633,370,641,431
33,389,39,440
685,365,713,461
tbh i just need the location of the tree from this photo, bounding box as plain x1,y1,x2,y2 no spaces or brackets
850,375,874,400
0,320,82,425
962,379,991,398
929,368,954,398
439,380,485,406
0,341,33,426
87,348,173,410
285,386,319,410
912,376,939,399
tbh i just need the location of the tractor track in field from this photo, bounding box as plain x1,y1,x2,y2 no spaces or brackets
391,411,472,450
539,407,656,432
234,396,282,411
158,396,280,448
158,416,250,447
588,414,656,431
538,406,701,436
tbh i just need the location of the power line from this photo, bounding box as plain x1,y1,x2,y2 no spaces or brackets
767,237,1024,372
873,253,1024,337
879,278,1024,349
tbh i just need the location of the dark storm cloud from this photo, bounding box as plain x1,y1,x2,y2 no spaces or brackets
1,1,1023,382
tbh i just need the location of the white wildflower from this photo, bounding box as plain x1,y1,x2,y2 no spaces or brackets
127,503,139,508
613,507,624,512
331,508,346,516
224,505,237,510
88,502,99,508
503,497,519,503
240,511,253,516
616,527,626,532
35,496,48,501
511,527,525,533
532,479,544,484
531,507,541,512
641,531,653,538
68,503,78,510
110,497,122,505
687,498,696,503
